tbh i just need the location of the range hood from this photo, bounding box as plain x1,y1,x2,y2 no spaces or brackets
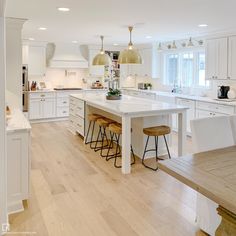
48,42,89,69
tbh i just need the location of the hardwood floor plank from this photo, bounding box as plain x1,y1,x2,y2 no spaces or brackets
8,121,206,236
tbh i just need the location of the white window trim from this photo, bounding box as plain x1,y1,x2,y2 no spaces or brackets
161,47,211,89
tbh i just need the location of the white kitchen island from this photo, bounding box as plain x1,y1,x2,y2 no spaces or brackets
70,93,188,174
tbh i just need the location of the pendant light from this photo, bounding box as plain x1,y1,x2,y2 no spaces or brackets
118,26,142,64
92,36,112,66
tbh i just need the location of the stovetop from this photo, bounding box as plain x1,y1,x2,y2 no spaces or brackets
54,88,83,91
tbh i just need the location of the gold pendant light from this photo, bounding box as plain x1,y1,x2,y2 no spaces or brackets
118,26,142,64
92,36,112,66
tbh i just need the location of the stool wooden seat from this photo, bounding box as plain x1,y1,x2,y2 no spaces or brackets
96,118,115,127
143,125,171,136
106,123,135,168
109,123,122,135
94,118,116,157
142,125,171,171
85,113,104,148
88,114,103,122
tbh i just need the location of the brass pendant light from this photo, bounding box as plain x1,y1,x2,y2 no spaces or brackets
92,36,112,66
118,26,142,64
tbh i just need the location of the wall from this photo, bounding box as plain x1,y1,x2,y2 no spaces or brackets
6,18,26,108
29,68,89,89
0,0,7,234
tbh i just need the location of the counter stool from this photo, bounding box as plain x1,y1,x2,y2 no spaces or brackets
106,123,135,168
142,125,171,171
85,113,103,149
94,117,115,157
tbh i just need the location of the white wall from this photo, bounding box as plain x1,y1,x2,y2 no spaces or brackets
6,18,26,109
0,0,7,234
29,68,89,89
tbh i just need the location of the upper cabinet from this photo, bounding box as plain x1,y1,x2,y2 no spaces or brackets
205,37,228,80
228,36,236,80
28,43,47,77
119,45,159,79
206,36,236,80
88,49,105,77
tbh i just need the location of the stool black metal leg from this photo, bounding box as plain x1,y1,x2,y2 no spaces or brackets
114,134,121,168
85,121,92,144
94,126,102,151
142,136,158,171
163,135,171,159
106,132,114,161
90,121,96,149
100,126,106,156
131,145,135,165
155,136,158,162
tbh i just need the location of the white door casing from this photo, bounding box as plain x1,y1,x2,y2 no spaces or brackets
0,0,7,234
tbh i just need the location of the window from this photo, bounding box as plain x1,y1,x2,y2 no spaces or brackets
164,50,208,88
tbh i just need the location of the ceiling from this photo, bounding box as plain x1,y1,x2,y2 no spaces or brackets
5,0,236,45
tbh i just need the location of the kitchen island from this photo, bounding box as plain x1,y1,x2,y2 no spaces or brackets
70,93,188,174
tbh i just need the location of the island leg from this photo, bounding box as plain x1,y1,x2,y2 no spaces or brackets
122,115,131,174
215,206,236,236
178,110,187,156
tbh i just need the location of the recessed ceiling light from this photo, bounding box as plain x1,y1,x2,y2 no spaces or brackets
113,43,119,46
38,27,47,31
57,7,70,12
198,24,208,28
72,40,78,43
28,38,35,41
145,36,152,39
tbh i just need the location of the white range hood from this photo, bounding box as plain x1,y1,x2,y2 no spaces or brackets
49,43,89,69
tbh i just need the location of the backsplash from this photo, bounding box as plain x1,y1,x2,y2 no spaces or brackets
29,68,89,89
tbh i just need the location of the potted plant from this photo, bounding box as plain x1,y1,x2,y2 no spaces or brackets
106,88,122,100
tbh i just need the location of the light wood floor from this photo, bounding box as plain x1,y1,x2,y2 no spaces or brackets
9,122,207,236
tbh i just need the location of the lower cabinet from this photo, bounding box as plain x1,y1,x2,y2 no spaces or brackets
69,96,85,137
29,92,56,120
176,98,195,134
29,97,56,120
7,129,31,214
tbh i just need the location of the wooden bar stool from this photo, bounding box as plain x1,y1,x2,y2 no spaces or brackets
85,114,103,149
142,125,171,171
106,123,135,168
94,117,115,157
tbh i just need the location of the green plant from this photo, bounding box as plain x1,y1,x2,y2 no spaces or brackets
107,88,121,96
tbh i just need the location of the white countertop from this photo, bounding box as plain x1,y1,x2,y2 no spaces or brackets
28,88,108,93
71,93,188,116
122,88,236,106
7,109,31,132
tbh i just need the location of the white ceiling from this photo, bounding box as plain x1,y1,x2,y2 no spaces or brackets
5,0,236,45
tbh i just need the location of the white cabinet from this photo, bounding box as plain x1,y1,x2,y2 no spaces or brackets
69,96,85,136
139,48,152,77
176,98,195,134
196,101,235,119
89,49,105,77
206,38,228,80
29,92,56,120
28,44,46,76
7,129,30,213
228,36,236,80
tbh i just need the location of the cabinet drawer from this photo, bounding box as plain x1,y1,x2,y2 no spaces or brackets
74,100,85,118
69,96,77,106
30,92,55,99
57,107,69,117
57,97,69,107
75,116,84,136
177,98,195,108
196,101,234,114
